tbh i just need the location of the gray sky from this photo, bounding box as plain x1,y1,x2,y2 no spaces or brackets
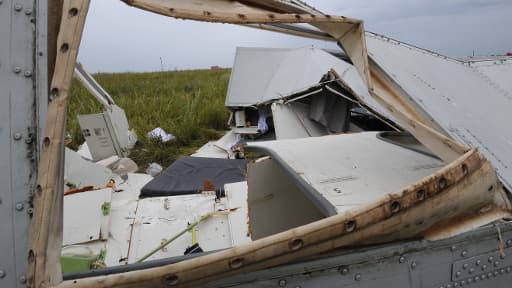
78,0,512,72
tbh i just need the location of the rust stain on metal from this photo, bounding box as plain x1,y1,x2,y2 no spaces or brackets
63,185,95,196
423,204,504,239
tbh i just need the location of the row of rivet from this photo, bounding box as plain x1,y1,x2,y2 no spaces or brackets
271,236,512,288
456,238,512,258
10,128,32,212
13,3,31,14
0,269,26,283
1,0,33,282
455,254,507,278
10,3,34,76
274,236,512,287
440,266,512,288
277,279,302,287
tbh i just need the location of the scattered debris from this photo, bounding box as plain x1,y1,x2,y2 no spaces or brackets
47,2,512,287
75,62,137,161
147,127,175,143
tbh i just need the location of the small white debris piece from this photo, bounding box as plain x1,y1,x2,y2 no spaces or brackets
127,129,138,148
113,158,138,174
96,156,138,175
191,141,229,158
96,155,121,168
147,127,175,143
65,148,113,189
146,162,163,177
77,142,93,161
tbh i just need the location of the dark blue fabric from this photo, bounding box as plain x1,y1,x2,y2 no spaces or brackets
140,156,248,197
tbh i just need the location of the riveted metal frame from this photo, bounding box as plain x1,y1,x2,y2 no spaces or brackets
27,1,90,287
0,0,45,286
208,221,512,288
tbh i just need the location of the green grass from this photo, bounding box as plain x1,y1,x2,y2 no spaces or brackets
67,69,231,170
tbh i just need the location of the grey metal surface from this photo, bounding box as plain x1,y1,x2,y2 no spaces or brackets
77,105,131,161
366,32,512,192
226,47,355,107
246,132,443,216
0,0,44,286
469,58,512,96
77,113,119,161
74,63,115,108
225,46,400,129
104,105,131,156
207,221,512,288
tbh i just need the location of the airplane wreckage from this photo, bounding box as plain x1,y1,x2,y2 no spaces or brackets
1,0,512,287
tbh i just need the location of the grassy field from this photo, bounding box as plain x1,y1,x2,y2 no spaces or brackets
67,69,232,170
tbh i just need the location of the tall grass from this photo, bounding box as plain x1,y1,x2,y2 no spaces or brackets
67,69,231,170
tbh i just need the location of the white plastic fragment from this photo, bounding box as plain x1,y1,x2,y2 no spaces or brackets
112,158,139,175
146,163,163,177
96,156,138,175
147,127,175,143
77,142,93,161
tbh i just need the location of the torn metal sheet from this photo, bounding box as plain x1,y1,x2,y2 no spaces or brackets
29,0,92,284
77,113,120,161
63,188,112,245
191,141,229,158
64,148,113,190
242,23,335,42
74,62,115,108
128,195,234,262
247,156,325,239
225,182,252,246
246,132,445,217
121,0,370,86
225,47,399,131
192,131,241,158
107,173,154,265
78,105,133,162
75,63,136,161
226,47,353,107
366,32,512,191
61,173,154,267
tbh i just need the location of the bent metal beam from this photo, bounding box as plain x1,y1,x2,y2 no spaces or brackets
27,1,91,287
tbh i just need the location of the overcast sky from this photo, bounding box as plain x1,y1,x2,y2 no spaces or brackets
78,0,512,72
